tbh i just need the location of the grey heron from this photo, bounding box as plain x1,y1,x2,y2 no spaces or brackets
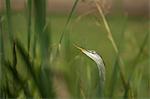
74,44,105,97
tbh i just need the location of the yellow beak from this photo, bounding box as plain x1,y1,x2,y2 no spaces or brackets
73,44,86,52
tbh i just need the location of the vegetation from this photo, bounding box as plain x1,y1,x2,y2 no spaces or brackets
0,0,149,99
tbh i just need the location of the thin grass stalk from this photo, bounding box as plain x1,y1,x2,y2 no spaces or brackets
5,0,15,69
0,16,4,68
95,1,118,53
0,16,4,97
5,0,13,42
55,0,79,62
27,0,32,53
32,30,37,60
95,1,135,98
59,0,79,44
54,0,79,59
12,41,17,68
94,0,130,96
149,25,150,97
95,1,136,99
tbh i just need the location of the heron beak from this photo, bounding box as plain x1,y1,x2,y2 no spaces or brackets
73,44,87,52
74,44,96,62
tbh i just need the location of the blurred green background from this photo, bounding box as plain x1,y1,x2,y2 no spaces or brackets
0,0,149,99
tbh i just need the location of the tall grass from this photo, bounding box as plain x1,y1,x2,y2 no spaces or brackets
1,0,55,98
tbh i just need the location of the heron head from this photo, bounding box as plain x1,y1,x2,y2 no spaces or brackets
74,44,103,65
74,44,105,82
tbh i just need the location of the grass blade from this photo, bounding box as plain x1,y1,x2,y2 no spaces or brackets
12,41,17,68
0,16,4,72
5,0,13,42
59,0,79,44
27,0,32,53
33,0,51,61
15,40,36,80
54,0,79,59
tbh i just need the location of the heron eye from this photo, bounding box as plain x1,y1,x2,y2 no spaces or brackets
89,50,96,54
